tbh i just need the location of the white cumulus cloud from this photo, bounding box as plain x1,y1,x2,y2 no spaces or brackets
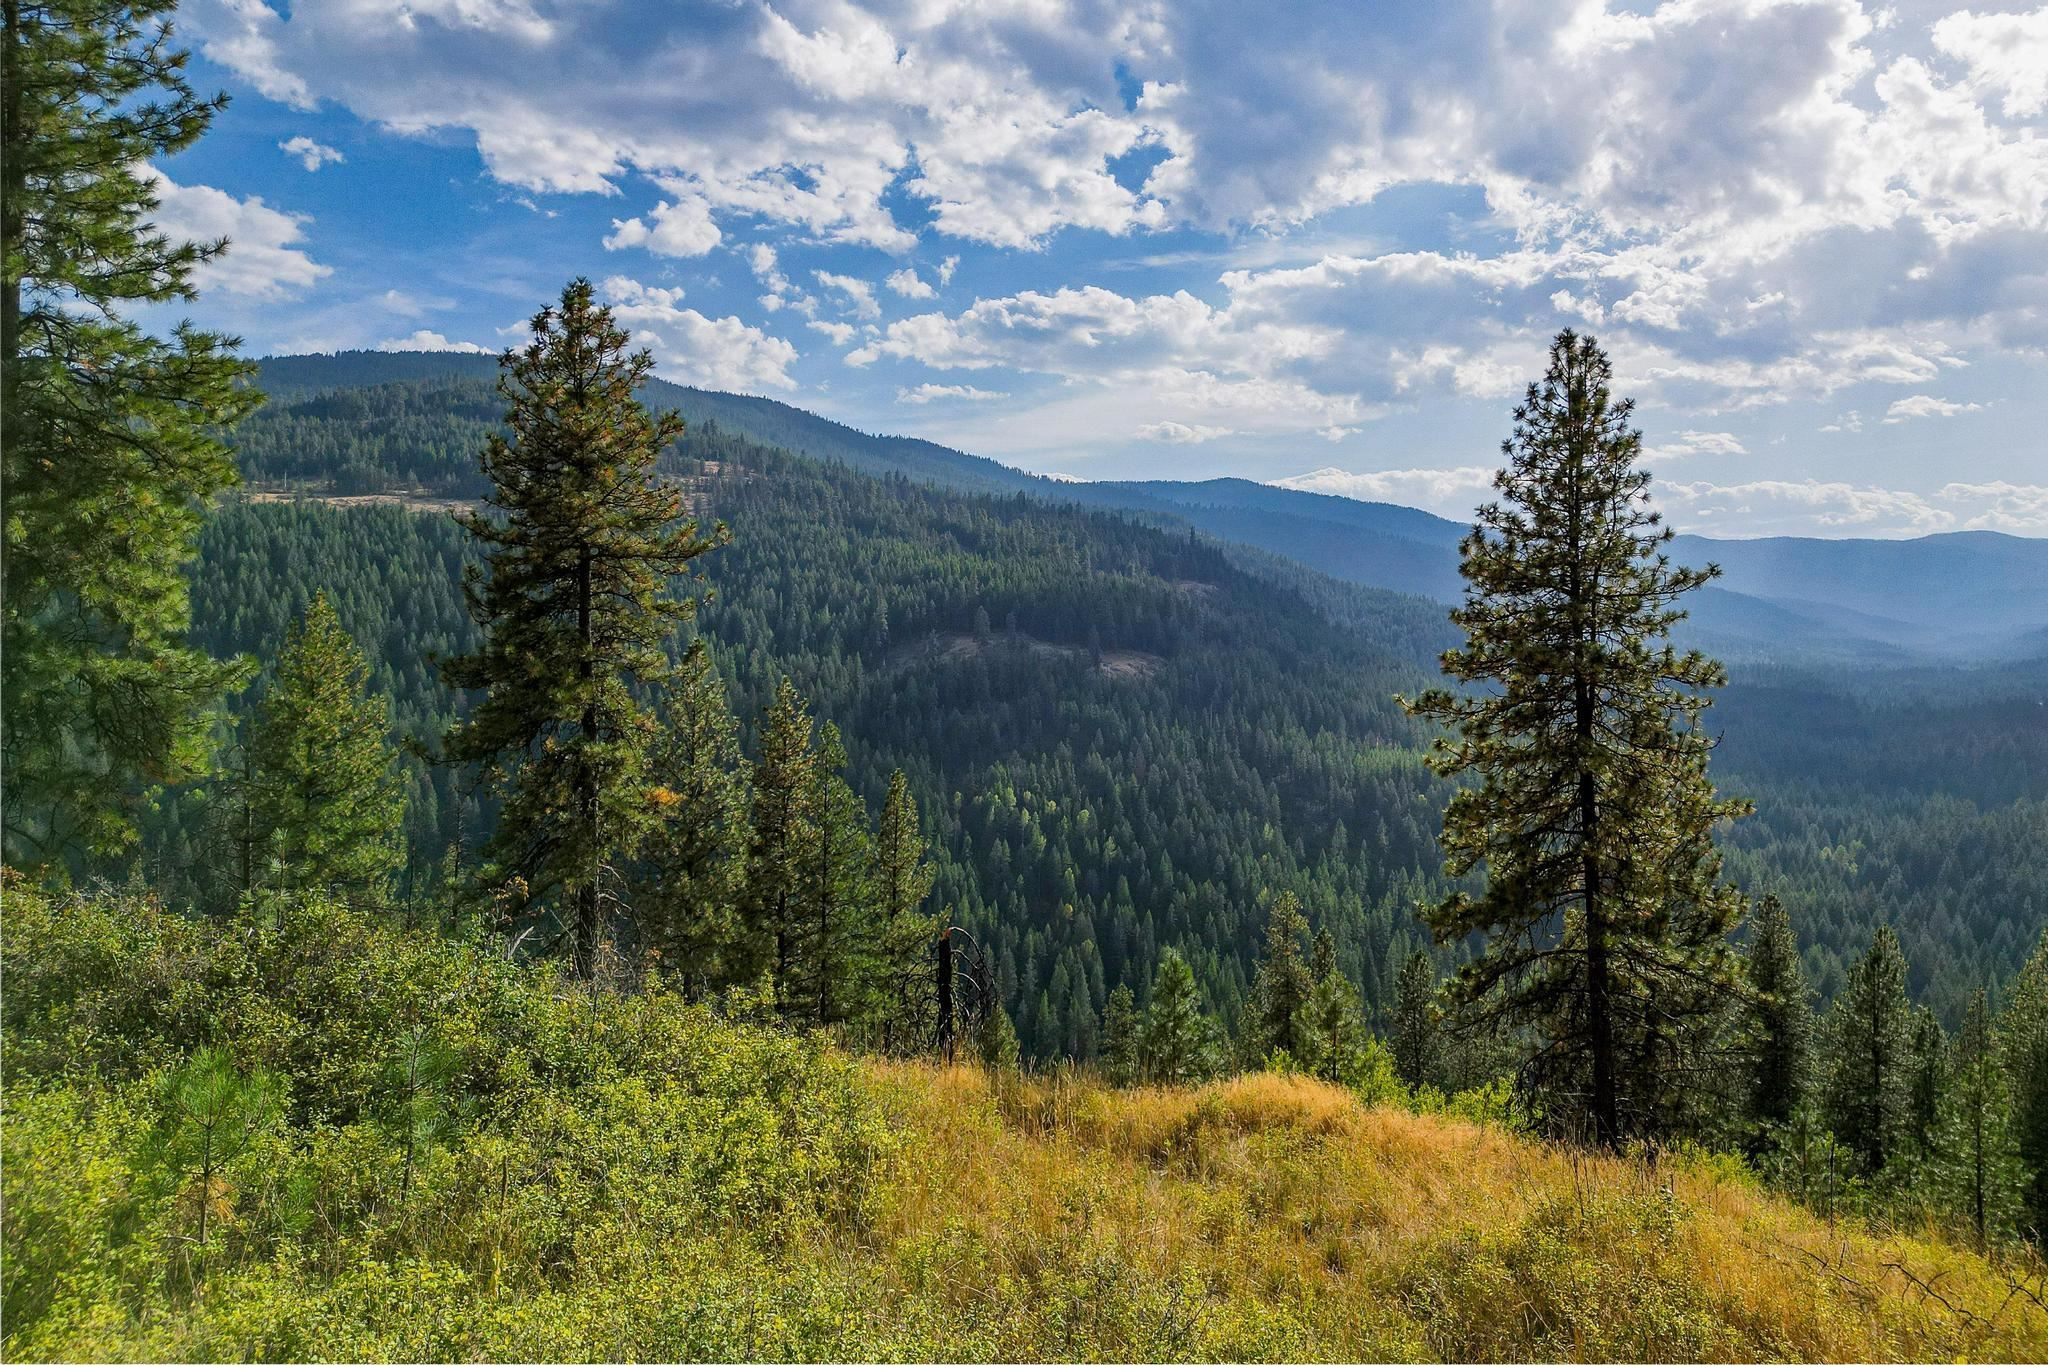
1933,8,2048,117
1883,394,1984,422
600,275,799,391
1643,430,1748,463
886,268,936,299
898,383,1005,403
279,136,344,171
604,185,721,257
141,166,329,299
377,329,491,353
1137,420,1233,444
815,270,881,319
1274,465,1499,513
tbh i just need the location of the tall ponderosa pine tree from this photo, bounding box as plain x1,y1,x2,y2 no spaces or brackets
799,723,874,1027
1244,891,1317,1068
1306,929,1372,1087
441,280,721,978
1937,990,2023,1249
2,0,259,867
1100,983,1141,1086
1742,894,1813,1142
743,678,820,1006
1907,1005,1948,1167
1403,329,1750,1148
636,641,750,992
246,592,405,905
1822,926,1914,1179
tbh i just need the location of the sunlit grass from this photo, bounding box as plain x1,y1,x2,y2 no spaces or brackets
856,1059,2048,1361
10,882,2046,1361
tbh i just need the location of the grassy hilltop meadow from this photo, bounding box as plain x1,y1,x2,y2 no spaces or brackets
11,882,2048,1363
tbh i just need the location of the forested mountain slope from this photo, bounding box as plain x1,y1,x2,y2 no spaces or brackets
183,424,1458,1059
245,353,2048,662
187,358,2048,1049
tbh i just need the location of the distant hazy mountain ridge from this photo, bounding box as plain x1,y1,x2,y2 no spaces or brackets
250,351,2048,663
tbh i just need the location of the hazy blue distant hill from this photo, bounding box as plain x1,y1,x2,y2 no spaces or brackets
1673,530,2048,653
249,352,2048,661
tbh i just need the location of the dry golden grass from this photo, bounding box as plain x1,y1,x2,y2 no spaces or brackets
849,1060,2048,1362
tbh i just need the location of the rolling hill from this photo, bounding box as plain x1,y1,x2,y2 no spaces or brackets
16,881,2045,1362
247,352,2048,664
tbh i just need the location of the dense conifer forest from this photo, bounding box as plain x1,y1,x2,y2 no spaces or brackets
162,363,2048,1058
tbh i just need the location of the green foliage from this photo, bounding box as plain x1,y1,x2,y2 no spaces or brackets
1,0,259,866
1242,891,1316,1069
2004,931,2048,1241
743,677,822,1008
634,641,751,991
1304,929,1377,1091
976,1000,1022,1073
245,592,406,905
1391,949,1443,1092
865,770,940,1052
1908,1005,1949,1167
151,1047,282,1272
1141,949,1216,1085
1742,894,1813,1144
797,723,877,1028
177,404,1456,1060
1100,983,1141,1086
0,880,895,1359
377,1025,462,1202
439,280,723,977
1403,330,1750,1148
155,357,2048,1072
1936,991,2024,1249
1822,926,1915,1180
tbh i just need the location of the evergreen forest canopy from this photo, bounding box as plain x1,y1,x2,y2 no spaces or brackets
185,351,2048,1045
123,313,2048,1213
9,2,2048,1356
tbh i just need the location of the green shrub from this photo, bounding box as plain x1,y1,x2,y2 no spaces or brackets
1,883,894,1360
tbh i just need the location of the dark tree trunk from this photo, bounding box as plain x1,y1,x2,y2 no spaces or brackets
936,930,954,1062
1567,385,1620,1152
574,549,598,980
1580,754,1619,1148
1,0,21,378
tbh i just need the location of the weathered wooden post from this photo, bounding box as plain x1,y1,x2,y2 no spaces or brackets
935,926,955,1063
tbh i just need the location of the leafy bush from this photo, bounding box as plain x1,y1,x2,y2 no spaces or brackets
2,883,893,1359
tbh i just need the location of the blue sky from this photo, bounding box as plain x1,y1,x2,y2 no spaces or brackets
150,0,2048,537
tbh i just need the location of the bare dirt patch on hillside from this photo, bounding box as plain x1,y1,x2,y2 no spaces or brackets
245,489,474,515
887,632,1164,681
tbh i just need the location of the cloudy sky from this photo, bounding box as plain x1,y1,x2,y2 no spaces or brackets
152,0,2048,537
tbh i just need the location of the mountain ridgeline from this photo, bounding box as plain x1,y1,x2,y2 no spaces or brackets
169,352,2048,1058
241,351,2048,664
